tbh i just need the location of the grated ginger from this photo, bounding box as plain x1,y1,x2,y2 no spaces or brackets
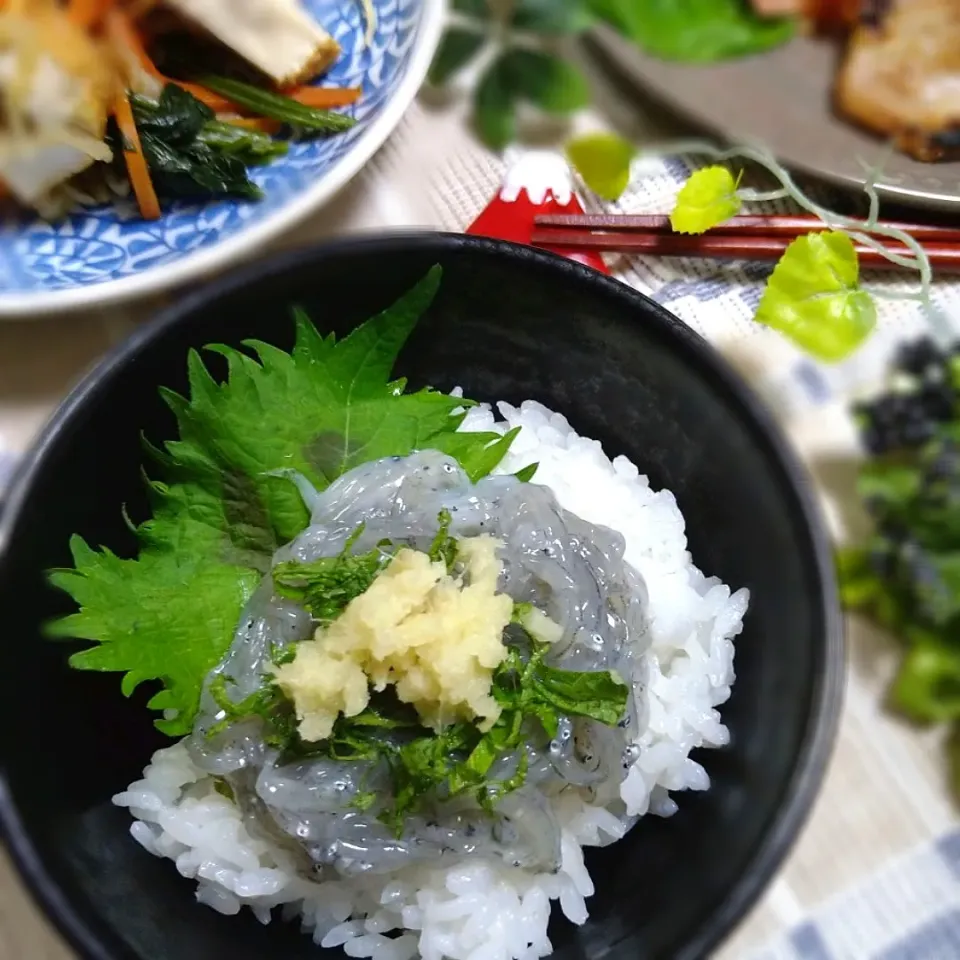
273,536,515,741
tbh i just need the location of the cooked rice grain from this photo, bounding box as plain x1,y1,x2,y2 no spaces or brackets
114,399,748,960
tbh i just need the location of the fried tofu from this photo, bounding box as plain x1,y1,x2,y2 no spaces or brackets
162,0,340,88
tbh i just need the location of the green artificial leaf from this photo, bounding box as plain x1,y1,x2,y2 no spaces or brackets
475,56,517,151
566,132,637,202
428,28,487,87
49,267,519,736
500,48,590,114
890,639,960,724
589,0,795,63
512,0,594,35
670,165,741,235
754,232,877,362
473,48,589,149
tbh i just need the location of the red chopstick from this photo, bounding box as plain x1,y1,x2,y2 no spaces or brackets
531,214,960,272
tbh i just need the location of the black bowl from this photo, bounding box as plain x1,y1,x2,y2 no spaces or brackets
0,234,842,960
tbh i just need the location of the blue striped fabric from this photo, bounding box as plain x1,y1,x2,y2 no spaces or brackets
752,829,960,960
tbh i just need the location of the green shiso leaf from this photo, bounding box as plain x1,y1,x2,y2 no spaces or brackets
670,165,742,235
47,534,260,736
46,267,518,736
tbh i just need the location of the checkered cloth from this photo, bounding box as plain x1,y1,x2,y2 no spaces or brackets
0,58,959,958
751,831,960,960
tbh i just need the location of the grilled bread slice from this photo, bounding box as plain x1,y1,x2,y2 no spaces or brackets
835,0,960,162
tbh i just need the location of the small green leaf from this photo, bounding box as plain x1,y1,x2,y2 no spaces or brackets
427,509,459,572
272,532,392,624
428,28,486,87
474,56,516,150
514,462,539,483
566,132,637,202
754,232,877,362
670,166,742,235
530,664,628,726
501,49,590,114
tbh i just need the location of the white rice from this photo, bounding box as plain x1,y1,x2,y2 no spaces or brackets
114,399,748,960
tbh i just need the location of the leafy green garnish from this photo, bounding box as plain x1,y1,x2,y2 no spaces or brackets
514,463,539,483
754,232,877,362
273,509,458,620
199,76,357,135
273,526,392,624
197,121,288,165
566,132,638,202
590,0,795,62
670,165,742,235
128,85,266,202
209,615,629,835
48,268,518,735
427,508,459,572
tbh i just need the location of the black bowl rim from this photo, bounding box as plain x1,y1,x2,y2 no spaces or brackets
0,232,844,960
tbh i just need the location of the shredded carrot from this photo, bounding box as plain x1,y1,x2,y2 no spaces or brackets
223,116,283,134
105,7,165,82
112,89,160,220
104,8,360,120
68,0,115,29
287,87,362,109
104,10,236,110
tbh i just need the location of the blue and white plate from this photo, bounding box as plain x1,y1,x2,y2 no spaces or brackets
0,0,444,317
